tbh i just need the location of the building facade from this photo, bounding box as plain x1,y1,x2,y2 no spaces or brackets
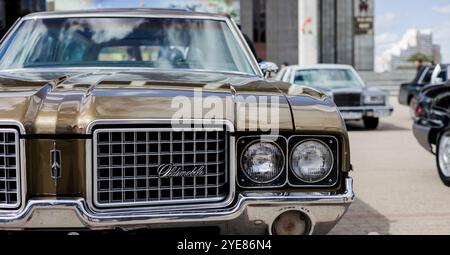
241,0,375,71
380,29,442,72
0,0,46,35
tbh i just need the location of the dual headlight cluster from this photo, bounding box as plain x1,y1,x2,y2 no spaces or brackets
238,136,339,188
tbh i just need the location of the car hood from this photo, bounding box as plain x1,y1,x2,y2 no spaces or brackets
0,70,339,135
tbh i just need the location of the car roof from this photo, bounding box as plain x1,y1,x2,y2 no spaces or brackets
285,64,355,71
23,8,229,20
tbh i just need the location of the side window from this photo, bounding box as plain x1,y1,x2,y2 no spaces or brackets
25,36,56,64
294,71,306,84
60,35,88,62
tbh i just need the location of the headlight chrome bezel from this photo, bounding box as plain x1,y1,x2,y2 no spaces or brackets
237,135,340,189
237,135,288,189
290,139,334,183
287,136,340,187
240,140,286,184
364,95,386,105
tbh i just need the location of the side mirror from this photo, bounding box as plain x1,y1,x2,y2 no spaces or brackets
259,61,279,78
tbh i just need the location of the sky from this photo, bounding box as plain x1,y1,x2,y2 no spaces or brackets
375,0,450,69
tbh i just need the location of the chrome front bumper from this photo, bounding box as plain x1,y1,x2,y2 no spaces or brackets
339,105,394,120
0,178,354,235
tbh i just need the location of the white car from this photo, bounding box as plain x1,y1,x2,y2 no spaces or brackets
276,64,394,129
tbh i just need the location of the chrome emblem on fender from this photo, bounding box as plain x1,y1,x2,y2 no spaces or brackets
50,147,62,179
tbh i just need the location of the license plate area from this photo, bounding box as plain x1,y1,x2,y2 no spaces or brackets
340,111,363,120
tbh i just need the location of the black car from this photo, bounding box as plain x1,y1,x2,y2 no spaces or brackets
399,65,434,117
413,81,450,186
399,64,450,118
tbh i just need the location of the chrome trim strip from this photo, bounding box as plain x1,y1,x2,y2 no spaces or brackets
0,67,258,78
86,119,236,213
86,119,235,134
0,178,354,231
0,127,26,212
0,129,20,209
287,135,340,188
338,106,394,111
227,18,263,77
0,121,26,212
92,127,229,208
0,120,26,135
0,18,21,45
23,13,230,20
431,109,448,117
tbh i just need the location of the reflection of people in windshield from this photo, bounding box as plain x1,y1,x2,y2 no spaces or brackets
126,48,136,61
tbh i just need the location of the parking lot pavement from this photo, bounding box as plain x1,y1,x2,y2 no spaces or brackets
329,97,450,235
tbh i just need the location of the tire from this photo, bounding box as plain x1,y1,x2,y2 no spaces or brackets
409,97,418,120
363,117,379,130
436,131,450,187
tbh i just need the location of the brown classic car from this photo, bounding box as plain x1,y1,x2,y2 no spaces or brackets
0,9,353,235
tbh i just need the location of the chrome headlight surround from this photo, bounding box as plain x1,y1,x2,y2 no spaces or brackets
237,136,287,188
288,136,339,187
364,95,386,105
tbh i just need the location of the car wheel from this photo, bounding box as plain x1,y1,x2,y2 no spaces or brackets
437,131,450,187
363,117,379,130
409,97,418,119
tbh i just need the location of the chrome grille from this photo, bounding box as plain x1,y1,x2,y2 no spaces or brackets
0,129,20,208
93,127,229,208
333,93,362,107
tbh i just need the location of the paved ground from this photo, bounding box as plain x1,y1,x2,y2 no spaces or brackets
329,97,450,235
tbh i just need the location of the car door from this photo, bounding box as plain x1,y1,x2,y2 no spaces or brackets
399,66,428,105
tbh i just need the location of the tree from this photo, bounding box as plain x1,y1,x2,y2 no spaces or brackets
408,52,431,63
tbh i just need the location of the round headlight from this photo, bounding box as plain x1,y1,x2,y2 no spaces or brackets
290,140,333,183
241,141,285,183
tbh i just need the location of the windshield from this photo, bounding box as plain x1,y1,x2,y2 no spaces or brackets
293,69,364,89
0,17,255,74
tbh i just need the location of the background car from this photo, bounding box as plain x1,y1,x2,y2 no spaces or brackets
413,80,450,186
399,64,450,118
276,64,393,129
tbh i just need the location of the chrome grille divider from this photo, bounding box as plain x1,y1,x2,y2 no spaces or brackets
0,128,20,209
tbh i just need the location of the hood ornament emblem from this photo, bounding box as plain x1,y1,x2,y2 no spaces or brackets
50,143,62,180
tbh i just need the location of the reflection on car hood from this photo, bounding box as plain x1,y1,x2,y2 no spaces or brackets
0,70,339,134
